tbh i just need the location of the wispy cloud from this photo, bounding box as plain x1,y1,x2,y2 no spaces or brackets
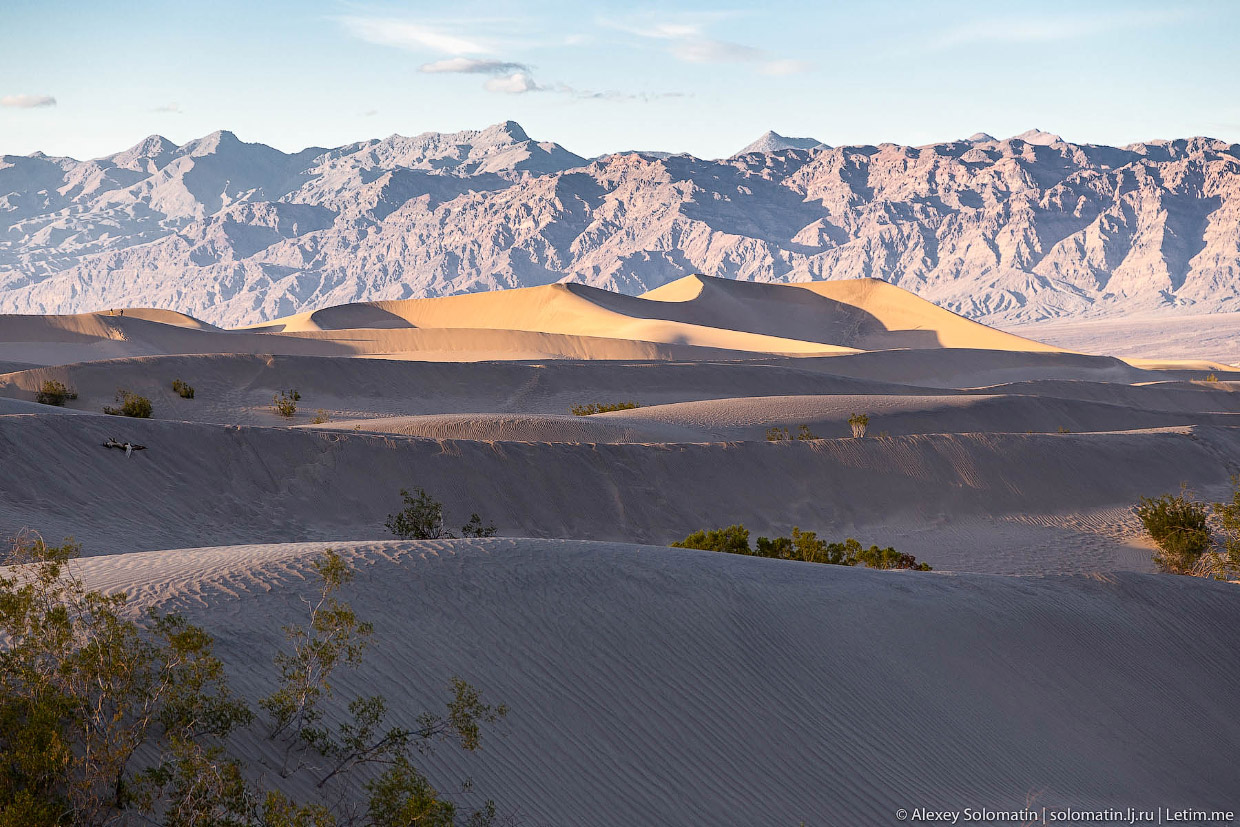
1,94,57,109
602,12,810,75
932,9,1189,49
420,57,530,75
151,102,182,114
484,72,542,94
339,16,491,54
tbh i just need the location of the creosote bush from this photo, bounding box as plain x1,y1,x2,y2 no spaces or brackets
311,408,331,425
848,413,869,438
1133,486,1239,577
273,389,301,418
171,379,195,399
672,524,931,570
1205,373,1219,383
35,380,77,407
765,424,820,441
0,535,506,825
570,401,640,416
386,487,498,540
103,388,153,418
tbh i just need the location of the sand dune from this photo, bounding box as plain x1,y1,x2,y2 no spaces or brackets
600,393,1240,439
5,411,1237,573
303,413,712,443
68,539,1240,825
0,354,938,425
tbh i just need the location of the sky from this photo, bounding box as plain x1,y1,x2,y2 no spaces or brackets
2,0,1238,161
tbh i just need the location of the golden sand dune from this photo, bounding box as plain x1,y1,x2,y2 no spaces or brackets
69,539,1240,825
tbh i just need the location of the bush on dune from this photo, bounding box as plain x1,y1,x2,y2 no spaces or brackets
386,487,498,540
1136,482,1240,578
673,524,931,570
171,379,195,399
103,389,152,418
0,534,506,826
570,401,640,416
34,380,77,407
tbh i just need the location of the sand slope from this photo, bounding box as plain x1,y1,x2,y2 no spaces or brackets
6,411,1239,572
70,539,1240,825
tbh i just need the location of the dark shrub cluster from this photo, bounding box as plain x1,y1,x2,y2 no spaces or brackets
34,380,77,406
103,389,152,418
171,378,195,399
386,487,498,540
570,401,640,416
766,424,820,441
673,524,931,570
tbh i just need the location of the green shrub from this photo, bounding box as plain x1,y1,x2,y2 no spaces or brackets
570,401,640,416
765,427,791,441
1135,492,1211,574
848,413,869,438
102,389,152,418
171,378,195,399
795,424,820,441
273,389,301,418
34,380,77,406
671,524,751,554
671,525,930,570
310,408,330,424
0,536,506,824
386,487,498,540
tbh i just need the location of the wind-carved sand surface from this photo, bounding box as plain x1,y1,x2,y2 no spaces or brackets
3,275,1240,821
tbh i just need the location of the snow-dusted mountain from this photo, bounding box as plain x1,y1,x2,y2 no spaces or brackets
2,122,1239,326
734,130,827,155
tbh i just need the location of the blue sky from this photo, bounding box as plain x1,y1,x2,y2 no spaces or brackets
2,0,1238,160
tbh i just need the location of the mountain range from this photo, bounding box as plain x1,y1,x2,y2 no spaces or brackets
2,120,1238,327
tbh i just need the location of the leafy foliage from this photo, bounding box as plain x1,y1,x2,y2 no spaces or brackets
0,538,507,825
1135,491,1212,574
273,389,302,418
311,409,331,425
765,427,791,441
171,379,195,399
569,401,640,416
848,413,869,438
34,380,77,407
103,389,153,418
386,488,498,540
672,525,931,570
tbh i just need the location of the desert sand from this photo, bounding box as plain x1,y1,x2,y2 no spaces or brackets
3,275,1239,822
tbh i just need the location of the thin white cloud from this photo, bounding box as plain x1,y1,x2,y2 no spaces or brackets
484,72,541,94
339,16,491,54
603,13,810,75
421,57,530,75
1,94,56,109
151,102,182,114
933,10,1189,49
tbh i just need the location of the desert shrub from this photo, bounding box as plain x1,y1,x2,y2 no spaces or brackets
1205,373,1219,383
273,389,301,418
570,401,640,416
1057,426,1071,434
386,488,498,540
848,413,869,438
311,408,331,425
34,380,77,406
461,514,497,538
103,388,152,418
765,427,791,441
171,379,195,399
1135,492,1211,574
671,525,751,555
670,525,930,570
795,425,820,441
0,537,506,824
